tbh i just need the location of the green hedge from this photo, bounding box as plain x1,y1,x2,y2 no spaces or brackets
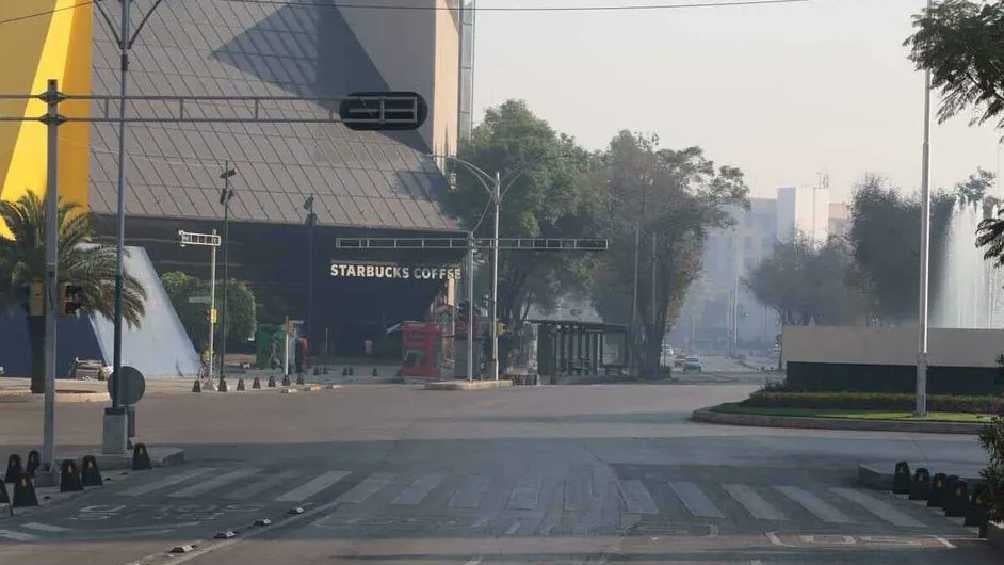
743,391,1004,414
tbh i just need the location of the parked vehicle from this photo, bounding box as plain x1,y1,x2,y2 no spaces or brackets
683,356,703,372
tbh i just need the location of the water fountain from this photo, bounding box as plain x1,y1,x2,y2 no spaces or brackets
931,199,1004,328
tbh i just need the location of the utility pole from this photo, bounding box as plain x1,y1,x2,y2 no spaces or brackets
630,227,639,374
41,79,61,472
219,163,237,392
650,232,656,376
467,231,475,382
916,0,933,418
304,195,317,351
490,171,500,381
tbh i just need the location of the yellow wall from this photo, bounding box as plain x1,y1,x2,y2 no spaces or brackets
0,0,92,219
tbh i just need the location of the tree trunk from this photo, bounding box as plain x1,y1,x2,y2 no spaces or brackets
28,315,45,393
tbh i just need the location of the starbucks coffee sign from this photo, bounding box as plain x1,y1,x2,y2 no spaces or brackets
330,262,461,280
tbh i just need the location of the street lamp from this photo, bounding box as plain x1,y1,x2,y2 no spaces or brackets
433,156,502,381
218,162,237,392
916,0,934,417
304,195,318,353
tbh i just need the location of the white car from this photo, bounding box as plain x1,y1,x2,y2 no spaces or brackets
683,356,703,372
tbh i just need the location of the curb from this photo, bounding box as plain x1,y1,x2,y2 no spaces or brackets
0,390,111,403
691,406,984,435
424,380,514,391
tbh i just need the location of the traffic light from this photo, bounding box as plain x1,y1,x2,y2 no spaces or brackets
62,283,83,317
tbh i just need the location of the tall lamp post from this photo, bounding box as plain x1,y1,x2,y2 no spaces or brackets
916,0,934,417
218,163,237,392
304,195,317,351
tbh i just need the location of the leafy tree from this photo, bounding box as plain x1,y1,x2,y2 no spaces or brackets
161,272,256,354
906,1,1004,132
445,100,600,335
847,176,955,323
591,132,748,377
745,236,868,326
0,192,146,392
957,167,996,203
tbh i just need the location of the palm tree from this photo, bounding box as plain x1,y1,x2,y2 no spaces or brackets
0,192,147,393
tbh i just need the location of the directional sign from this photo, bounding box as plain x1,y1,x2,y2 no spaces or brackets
188,296,211,304
339,92,427,131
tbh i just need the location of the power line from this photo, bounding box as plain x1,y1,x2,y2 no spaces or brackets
0,0,808,26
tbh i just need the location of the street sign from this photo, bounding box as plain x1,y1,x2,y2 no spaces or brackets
188,295,211,304
108,367,146,405
339,92,427,131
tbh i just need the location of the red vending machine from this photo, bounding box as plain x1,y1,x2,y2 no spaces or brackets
401,321,442,380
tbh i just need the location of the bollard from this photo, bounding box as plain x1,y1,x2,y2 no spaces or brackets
282,374,291,387
892,462,911,495
131,443,152,471
0,479,9,507
237,378,246,391
25,450,40,477
11,473,37,507
192,378,201,393
966,483,990,532
3,454,22,484
927,472,948,507
945,479,969,518
268,375,276,388
295,374,304,386
81,455,102,487
372,368,378,377
909,468,930,500
939,475,959,511
313,367,320,376
348,367,354,376
60,459,83,492
253,376,261,390
341,368,347,376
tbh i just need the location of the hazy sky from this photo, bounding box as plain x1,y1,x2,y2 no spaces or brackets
471,0,1003,203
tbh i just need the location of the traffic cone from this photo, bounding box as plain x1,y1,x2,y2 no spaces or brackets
4,454,22,484
252,376,261,389
81,455,102,487
237,378,246,391
192,379,201,393
295,374,304,385
60,459,83,492
132,443,152,471
11,473,37,507
268,375,276,387
282,374,291,387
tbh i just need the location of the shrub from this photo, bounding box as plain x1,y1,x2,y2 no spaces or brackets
978,417,1004,523
742,391,1004,414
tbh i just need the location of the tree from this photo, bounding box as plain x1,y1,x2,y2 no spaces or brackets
745,236,868,326
591,132,748,377
906,1,1004,133
161,272,256,354
957,167,996,203
847,176,955,323
445,100,600,337
0,192,147,392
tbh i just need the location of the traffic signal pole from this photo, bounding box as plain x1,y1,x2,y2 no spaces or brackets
467,231,475,382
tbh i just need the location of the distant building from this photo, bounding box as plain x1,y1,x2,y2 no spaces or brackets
828,202,851,239
776,185,829,245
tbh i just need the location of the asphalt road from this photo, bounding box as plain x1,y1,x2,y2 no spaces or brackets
0,383,995,564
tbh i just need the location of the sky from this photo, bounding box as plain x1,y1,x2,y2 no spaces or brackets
471,0,1004,204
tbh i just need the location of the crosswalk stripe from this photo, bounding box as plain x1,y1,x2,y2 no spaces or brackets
775,486,852,523
168,468,260,498
275,470,351,502
724,484,786,521
508,477,541,510
225,470,300,500
0,530,39,541
450,475,490,509
338,472,395,504
119,467,217,497
618,480,659,515
393,473,445,505
831,487,927,528
669,481,725,519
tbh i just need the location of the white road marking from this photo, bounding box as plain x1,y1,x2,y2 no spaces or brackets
504,520,521,535
393,473,445,505
724,484,786,521
275,470,351,502
0,530,39,541
617,480,659,515
450,475,490,509
830,488,927,528
669,481,725,519
775,486,852,523
464,558,483,565
118,467,217,497
508,477,541,510
169,468,260,498
225,470,300,500
21,522,71,532
337,472,395,504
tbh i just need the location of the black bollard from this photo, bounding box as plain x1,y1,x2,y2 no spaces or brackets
927,473,948,507
909,468,930,500
268,375,276,388
237,378,246,391
892,462,911,495
0,479,9,506
25,450,40,477
253,376,261,390
965,483,990,531
81,455,102,487
60,459,83,492
132,443,152,471
341,367,347,376
348,367,354,376
282,374,291,387
372,368,378,377
3,454,22,484
11,473,37,507
295,374,304,386
946,479,969,518
192,378,201,393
